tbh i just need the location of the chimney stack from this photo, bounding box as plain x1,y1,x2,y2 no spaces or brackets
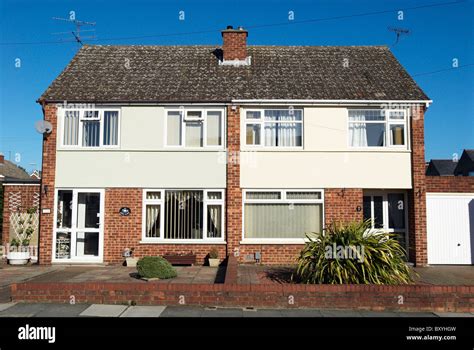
221,25,248,61
0,154,4,164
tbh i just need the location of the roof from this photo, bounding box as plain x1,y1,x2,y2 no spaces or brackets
0,160,31,181
454,149,474,176
426,160,458,176
39,45,429,103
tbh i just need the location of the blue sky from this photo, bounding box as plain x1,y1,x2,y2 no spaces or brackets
0,0,473,172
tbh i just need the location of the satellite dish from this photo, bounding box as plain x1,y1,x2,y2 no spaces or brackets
34,120,53,134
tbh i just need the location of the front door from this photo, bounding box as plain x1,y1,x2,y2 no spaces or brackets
54,189,104,263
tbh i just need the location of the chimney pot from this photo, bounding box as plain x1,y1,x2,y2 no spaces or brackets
0,154,4,164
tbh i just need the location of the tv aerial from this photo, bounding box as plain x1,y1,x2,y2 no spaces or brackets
34,120,53,134
52,15,96,46
388,27,410,46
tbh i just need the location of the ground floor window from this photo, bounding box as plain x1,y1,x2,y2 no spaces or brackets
243,190,323,241
142,189,224,241
363,191,408,250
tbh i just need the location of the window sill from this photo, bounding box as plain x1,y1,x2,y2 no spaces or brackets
240,239,306,245
140,240,226,245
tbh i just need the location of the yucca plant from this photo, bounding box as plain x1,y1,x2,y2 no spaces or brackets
293,220,415,284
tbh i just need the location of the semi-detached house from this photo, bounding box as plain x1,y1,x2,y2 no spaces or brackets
36,26,432,266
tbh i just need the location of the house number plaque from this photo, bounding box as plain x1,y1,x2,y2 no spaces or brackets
119,207,131,216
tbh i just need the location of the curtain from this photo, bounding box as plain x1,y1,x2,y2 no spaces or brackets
63,111,79,145
206,111,221,146
167,112,182,146
185,122,203,147
103,111,119,145
244,203,322,239
349,110,368,147
263,110,302,147
83,121,100,147
164,191,203,239
146,205,161,237
207,205,222,238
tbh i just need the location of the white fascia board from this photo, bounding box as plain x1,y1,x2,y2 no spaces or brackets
232,99,433,108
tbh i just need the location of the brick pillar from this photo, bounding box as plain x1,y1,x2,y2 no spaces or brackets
408,105,427,266
226,105,242,259
38,104,58,265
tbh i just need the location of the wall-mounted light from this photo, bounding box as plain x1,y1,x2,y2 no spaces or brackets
356,206,362,212
43,184,48,196
337,188,346,197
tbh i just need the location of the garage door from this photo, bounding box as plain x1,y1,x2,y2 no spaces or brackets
427,194,474,265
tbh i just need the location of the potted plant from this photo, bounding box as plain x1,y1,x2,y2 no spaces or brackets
208,248,220,267
7,208,36,265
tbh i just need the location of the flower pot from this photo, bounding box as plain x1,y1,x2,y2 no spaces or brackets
7,251,31,265
125,257,138,267
208,258,220,267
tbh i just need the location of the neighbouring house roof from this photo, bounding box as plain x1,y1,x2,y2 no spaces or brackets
0,160,31,182
454,149,474,176
426,159,458,176
38,45,429,103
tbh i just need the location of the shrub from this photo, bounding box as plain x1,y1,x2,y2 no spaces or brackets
209,248,219,259
293,220,415,284
137,256,177,279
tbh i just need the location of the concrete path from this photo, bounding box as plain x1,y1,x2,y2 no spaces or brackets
0,303,472,318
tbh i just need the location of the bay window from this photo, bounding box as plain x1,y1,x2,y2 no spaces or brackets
243,190,323,241
166,109,224,148
62,108,120,147
142,189,225,242
348,109,407,147
245,109,303,148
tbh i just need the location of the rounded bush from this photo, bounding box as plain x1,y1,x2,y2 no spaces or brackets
137,256,177,279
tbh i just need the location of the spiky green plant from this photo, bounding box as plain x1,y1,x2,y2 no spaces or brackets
293,220,415,284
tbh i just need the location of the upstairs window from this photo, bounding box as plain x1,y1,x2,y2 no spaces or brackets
245,109,303,148
348,109,407,148
166,109,224,148
62,109,120,147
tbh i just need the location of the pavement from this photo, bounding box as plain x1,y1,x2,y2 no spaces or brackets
0,303,472,317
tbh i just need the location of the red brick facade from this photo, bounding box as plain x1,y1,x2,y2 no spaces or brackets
407,105,428,266
1,183,40,246
426,176,474,193
38,104,57,265
221,28,248,61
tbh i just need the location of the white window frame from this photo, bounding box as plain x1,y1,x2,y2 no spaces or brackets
60,108,121,149
243,108,304,149
141,189,226,244
347,109,408,149
241,189,324,244
164,108,225,149
363,191,409,253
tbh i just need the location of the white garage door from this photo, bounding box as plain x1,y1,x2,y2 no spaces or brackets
427,194,474,265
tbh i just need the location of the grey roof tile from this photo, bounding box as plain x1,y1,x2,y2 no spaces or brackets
39,45,429,103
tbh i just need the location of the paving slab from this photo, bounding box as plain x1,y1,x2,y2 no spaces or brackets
360,310,400,317
434,312,474,318
397,312,437,317
320,309,364,317
160,306,204,317
120,306,166,317
242,308,283,317
79,304,128,317
0,303,16,312
280,309,324,317
0,303,49,317
34,303,91,317
202,308,244,317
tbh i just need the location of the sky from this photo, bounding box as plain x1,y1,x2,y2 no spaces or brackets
0,0,473,173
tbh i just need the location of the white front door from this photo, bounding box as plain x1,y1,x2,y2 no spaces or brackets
427,194,474,265
53,189,104,263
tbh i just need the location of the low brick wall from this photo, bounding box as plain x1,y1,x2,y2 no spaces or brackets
10,282,473,312
426,176,474,193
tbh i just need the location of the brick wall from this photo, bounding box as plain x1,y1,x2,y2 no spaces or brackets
38,104,57,265
426,176,474,193
222,29,247,61
226,105,242,259
104,188,226,265
325,188,363,225
2,184,40,246
11,282,473,312
408,105,428,266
